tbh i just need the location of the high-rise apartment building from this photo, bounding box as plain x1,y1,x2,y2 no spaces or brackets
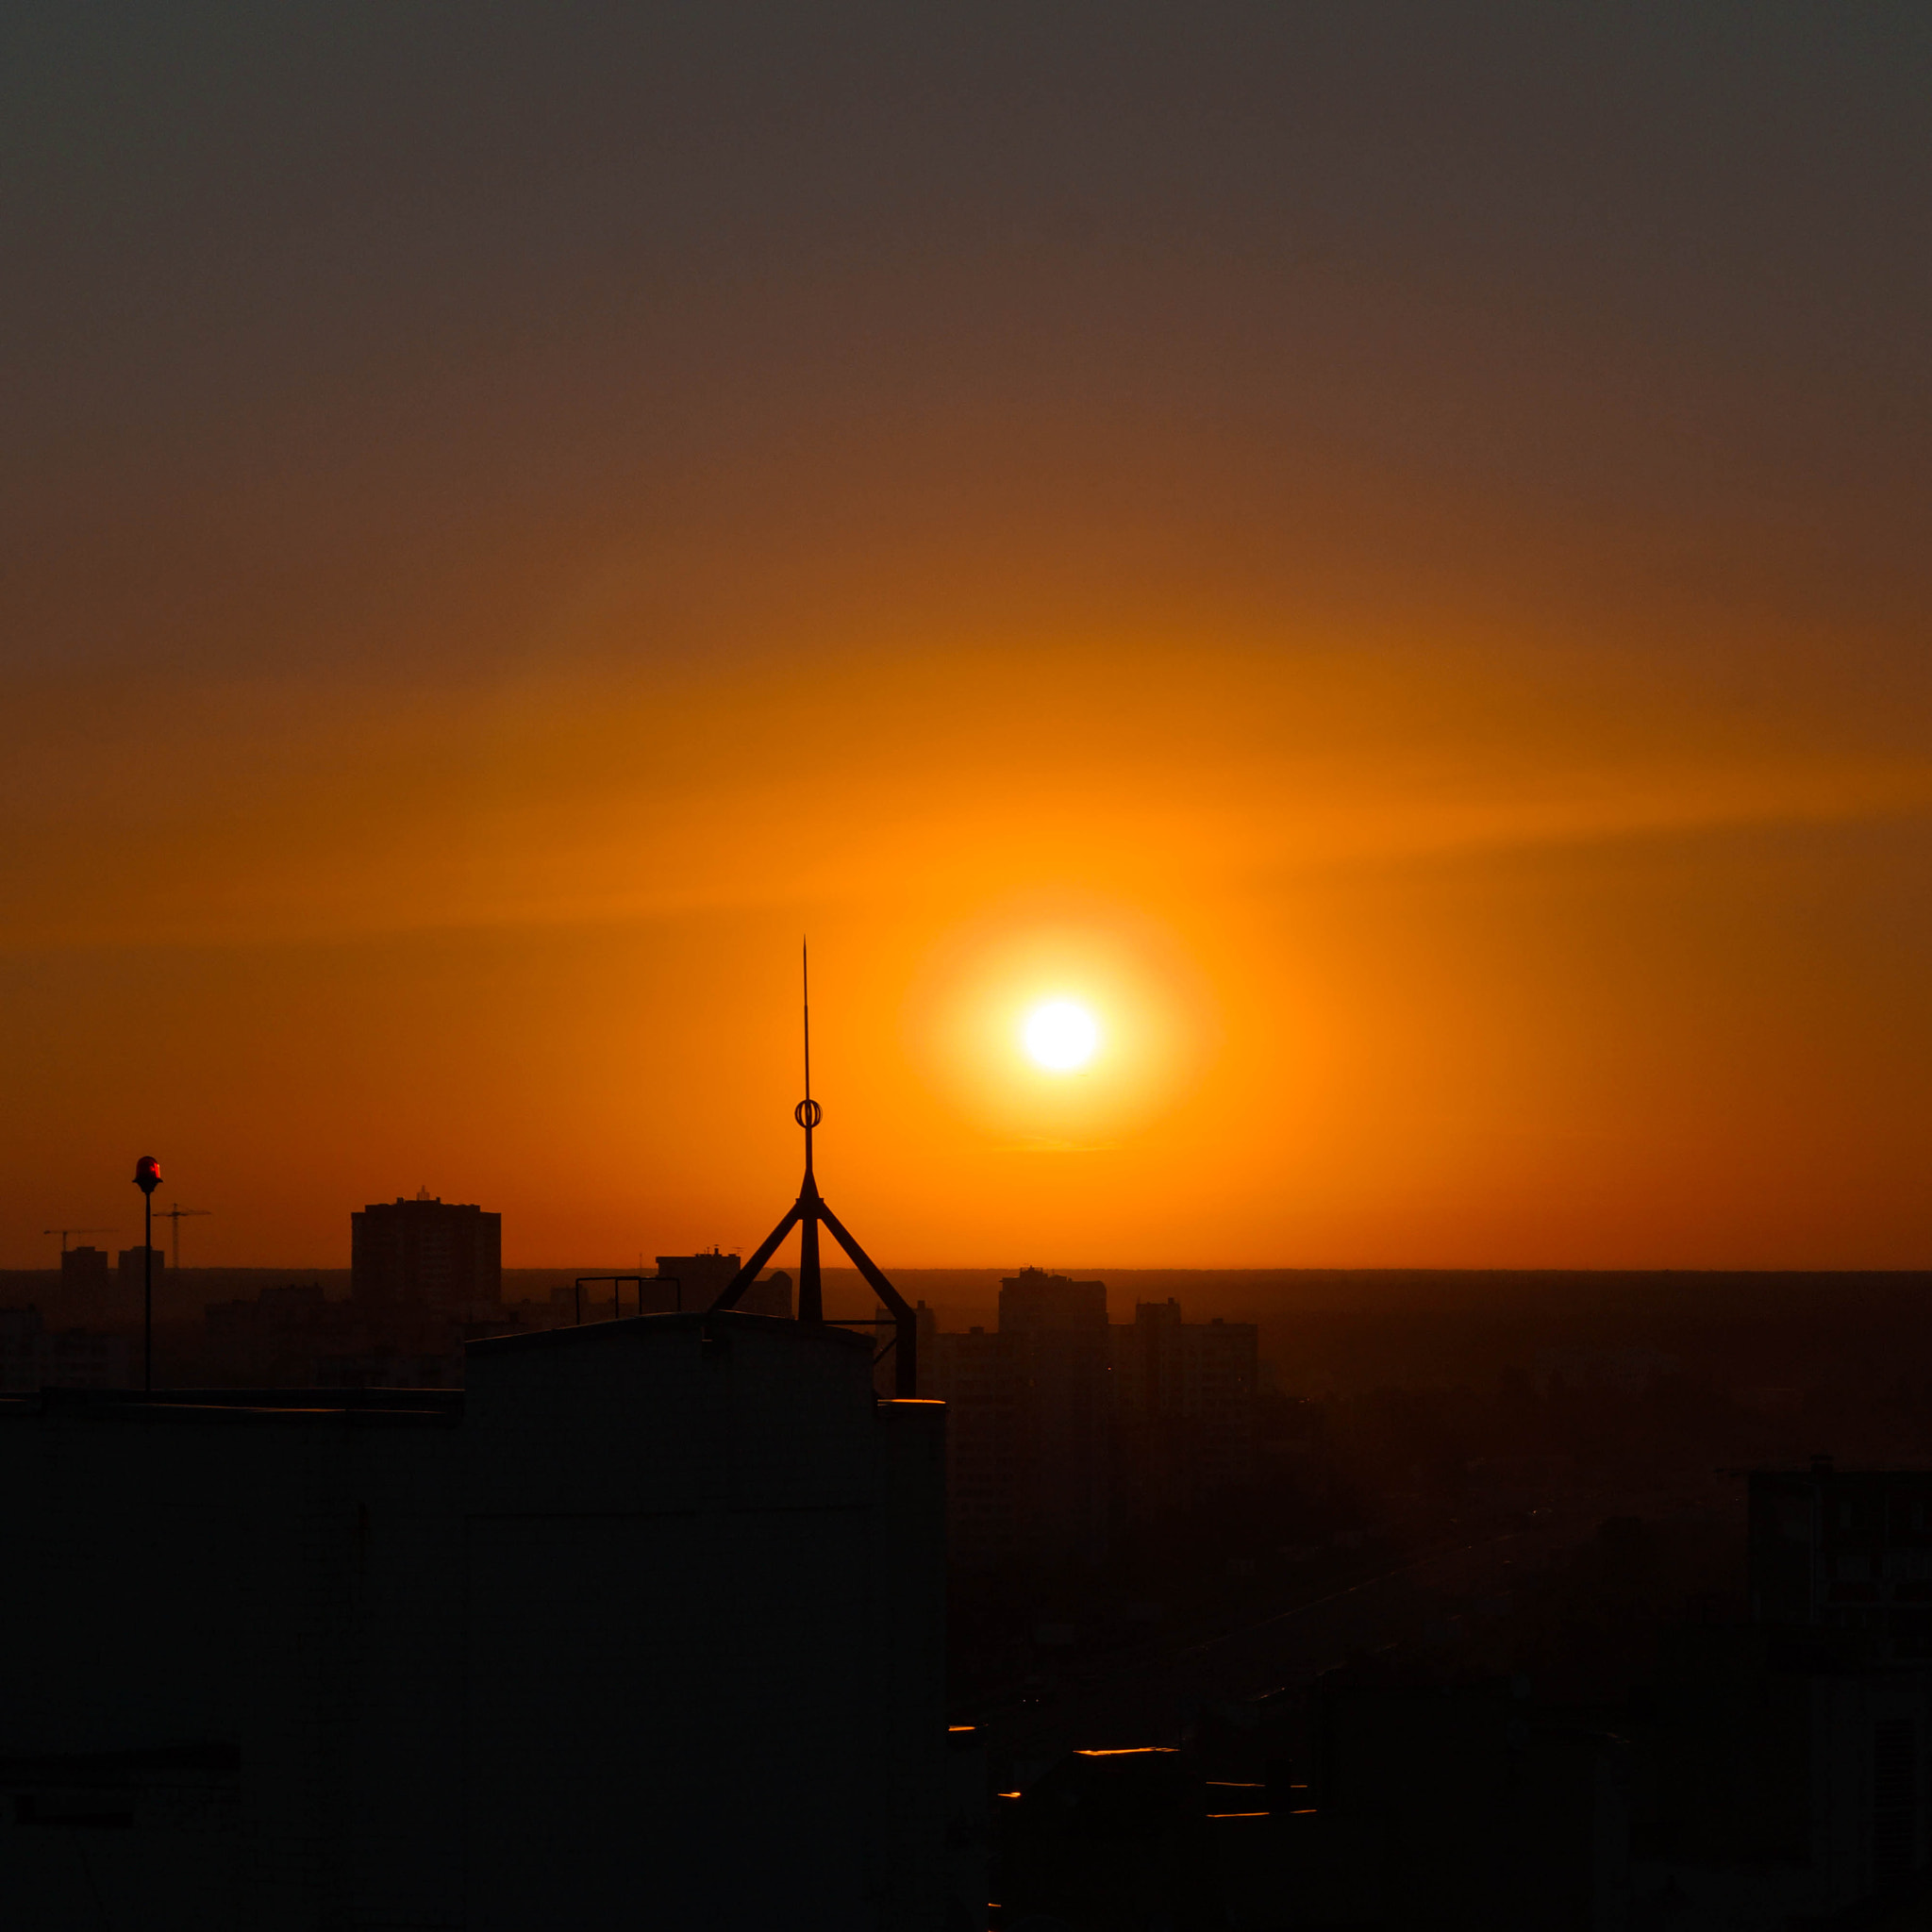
1112,1300,1260,1507
931,1269,1112,1569
929,1325,1024,1569
115,1245,163,1313
1001,1268,1112,1567
932,1285,1258,1567
60,1245,110,1324
1182,1314,1260,1491
998,1267,1108,1333
351,1191,502,1318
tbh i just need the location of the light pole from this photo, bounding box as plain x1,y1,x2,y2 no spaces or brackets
133,1156,162,1393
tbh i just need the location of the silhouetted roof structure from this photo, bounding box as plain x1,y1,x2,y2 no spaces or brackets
708,943,919,1394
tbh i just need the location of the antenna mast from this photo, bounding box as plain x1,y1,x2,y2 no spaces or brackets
801,939,814,1175
794,939,822,1314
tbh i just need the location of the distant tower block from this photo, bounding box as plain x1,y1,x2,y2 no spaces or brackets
115,1246,165,1321
654,1252,791,1317
61,1246,110,1324
352,1193,503,1319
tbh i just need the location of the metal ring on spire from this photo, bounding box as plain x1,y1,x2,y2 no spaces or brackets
794,1098,823,1130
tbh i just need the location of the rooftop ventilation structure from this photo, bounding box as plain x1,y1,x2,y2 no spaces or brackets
707,945,918,1396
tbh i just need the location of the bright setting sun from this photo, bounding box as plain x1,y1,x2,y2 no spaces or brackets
1021,998,1101,1073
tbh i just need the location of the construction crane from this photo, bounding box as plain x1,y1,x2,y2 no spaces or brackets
43,1226,115,1256
154,1206,211,1270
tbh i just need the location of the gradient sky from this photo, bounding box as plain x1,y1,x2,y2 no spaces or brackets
6,3,1930,1270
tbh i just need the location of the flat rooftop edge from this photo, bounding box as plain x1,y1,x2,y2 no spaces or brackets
465,1308,873,1357
0,1387,462,1425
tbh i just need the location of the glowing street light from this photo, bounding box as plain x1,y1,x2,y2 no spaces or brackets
133,1156,162,1393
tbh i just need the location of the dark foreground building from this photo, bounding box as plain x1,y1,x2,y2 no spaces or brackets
0,1311,948,1928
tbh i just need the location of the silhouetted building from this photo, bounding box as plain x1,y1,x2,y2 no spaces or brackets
1000,1265,1107,1333
654,1250,792,1318
115,1245,163,1310
932,1287,1257,1565
0,1309,38,1392
1276,1470,1932,1929
1113,1302,1259,1513
1293,1674,1630,1929
60,1244,109,1324
204,1281,330,1335
986,1447,1932,1930
351,1191,502,1318
196,1283,349,1386
1628,1621,1932,1922
929,1270,1112,1569
0,1311,947,1926
931,1325,1024,1568
0,1307,134,1392
1750,1457,1932,1658
1004,1269,1112,1567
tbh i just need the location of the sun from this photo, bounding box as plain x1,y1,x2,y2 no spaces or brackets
1022,998,1101,1073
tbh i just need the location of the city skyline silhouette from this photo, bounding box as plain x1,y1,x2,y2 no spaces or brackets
7,9,1932,1924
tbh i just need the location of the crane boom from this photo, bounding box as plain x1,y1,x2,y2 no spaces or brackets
154,1205,212,1271
42,1226,115,1256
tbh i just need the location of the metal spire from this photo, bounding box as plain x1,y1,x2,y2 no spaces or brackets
798,938,818,1180
794,938,823,1317
708,941,920,1397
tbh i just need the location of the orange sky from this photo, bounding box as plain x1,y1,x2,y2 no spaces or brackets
5,6,1930,1269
